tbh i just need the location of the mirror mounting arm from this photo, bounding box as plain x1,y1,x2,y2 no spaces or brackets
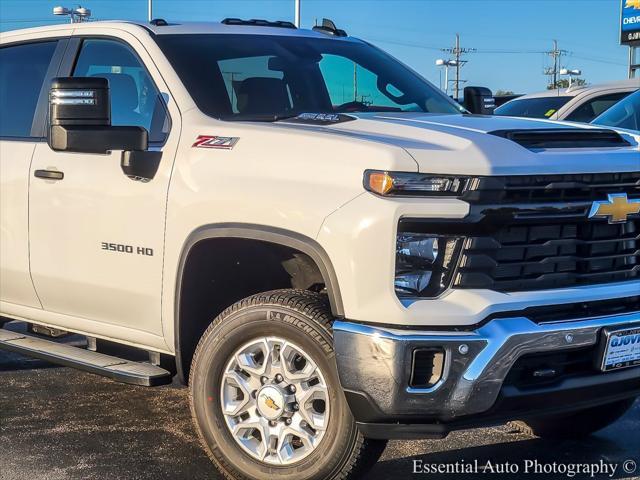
120,150,162,181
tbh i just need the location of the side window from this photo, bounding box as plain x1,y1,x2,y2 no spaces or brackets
73,39,170,144
565,92,630,123
0,41,58,138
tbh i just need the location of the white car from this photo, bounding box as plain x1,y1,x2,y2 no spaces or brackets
494,79,639,122
1,19,640,480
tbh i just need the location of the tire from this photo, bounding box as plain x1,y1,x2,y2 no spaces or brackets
509,397,637,440
189,289,386,480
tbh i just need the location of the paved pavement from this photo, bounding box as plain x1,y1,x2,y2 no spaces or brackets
1,327,639,480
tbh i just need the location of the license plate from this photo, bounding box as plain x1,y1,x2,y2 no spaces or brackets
600,326,640,372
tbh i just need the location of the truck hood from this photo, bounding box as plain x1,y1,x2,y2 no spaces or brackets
280,112,640,176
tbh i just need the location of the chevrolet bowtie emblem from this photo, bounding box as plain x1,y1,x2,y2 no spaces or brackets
588,194,640,224
260,394,281,411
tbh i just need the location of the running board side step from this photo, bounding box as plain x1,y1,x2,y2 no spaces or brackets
0,328,172,386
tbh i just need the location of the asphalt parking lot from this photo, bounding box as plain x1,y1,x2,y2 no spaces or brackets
1,325,639,480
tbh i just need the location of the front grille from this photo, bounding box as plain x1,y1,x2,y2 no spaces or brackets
462,172,640,204
455,219,640,291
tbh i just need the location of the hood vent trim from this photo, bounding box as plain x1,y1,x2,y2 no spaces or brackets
489,128,631,149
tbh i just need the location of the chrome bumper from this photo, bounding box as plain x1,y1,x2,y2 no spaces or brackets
333,312,640,421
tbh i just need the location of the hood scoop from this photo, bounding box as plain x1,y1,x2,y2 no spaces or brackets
489,128,630,149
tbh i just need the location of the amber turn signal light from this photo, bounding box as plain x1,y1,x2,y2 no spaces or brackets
367,171,395,195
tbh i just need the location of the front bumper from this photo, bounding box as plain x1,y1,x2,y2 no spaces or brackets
334,312,640,438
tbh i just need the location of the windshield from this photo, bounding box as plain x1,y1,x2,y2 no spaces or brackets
155,34,462,120
592,90,640,132
494,96,572,119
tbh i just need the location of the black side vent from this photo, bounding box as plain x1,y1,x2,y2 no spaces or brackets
409,348,445,388
489,128,631,149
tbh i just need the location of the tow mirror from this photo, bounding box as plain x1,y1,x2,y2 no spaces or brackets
48,77,161,180
48,77,147,153
463,86,495,115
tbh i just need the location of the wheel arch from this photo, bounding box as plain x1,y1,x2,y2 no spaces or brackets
174,223,344,383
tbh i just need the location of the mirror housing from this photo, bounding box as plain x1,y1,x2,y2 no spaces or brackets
463,86,496,115
48,77,148,154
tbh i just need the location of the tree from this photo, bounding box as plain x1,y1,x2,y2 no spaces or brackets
547,78,587,89
495,90,515,96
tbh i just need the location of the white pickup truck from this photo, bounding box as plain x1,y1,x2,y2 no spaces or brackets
1,18,639,480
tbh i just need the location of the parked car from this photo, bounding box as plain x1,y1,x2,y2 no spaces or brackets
1,18,640,480
592,89,640,133
494,79,639,122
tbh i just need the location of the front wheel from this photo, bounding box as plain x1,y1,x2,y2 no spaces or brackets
510,397,637,440
189,289,386,480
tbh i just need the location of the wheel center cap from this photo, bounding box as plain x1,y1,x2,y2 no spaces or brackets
257,385,285,420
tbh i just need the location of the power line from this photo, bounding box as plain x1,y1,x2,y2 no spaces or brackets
569,53,627,67
0,19,67,23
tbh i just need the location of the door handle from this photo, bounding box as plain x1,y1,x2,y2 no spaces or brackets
34,169,64,180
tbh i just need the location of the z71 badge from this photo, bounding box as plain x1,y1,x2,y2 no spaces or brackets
192,135,239,150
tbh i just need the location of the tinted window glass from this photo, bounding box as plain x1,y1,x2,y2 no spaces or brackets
592,90,640,132
565,92,631,123
319,54,421,111
494,96,572,119
156,34,462,120
0,41,57,138
73,39,169,143
218,55,288,113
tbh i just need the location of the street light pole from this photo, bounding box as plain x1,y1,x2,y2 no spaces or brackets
435,59,457,96
53,5,91,23
294,0,301,27
444,65,449,95
559,68,582,87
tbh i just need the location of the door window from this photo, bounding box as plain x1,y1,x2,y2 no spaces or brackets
0,41,58,138
565,92,631,123
73,39,170,144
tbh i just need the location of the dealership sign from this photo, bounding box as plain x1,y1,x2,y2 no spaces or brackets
621,0,640,44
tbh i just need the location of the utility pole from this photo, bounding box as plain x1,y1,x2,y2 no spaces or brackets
441,34,475,100
543,40,568,89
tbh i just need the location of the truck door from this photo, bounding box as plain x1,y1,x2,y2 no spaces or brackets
28,34,179,340
0,38,66,309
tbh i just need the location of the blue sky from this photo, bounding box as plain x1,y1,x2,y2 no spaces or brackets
0,0,629,94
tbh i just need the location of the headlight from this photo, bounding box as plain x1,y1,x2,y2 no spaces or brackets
395,233,461,297
364,170,467,197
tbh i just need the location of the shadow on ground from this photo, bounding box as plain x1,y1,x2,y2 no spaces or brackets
0,331,638,480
